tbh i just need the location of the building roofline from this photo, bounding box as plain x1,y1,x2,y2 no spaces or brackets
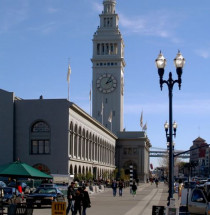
69,101,118,139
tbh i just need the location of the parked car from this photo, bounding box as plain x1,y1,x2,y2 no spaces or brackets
196,179,207,191
2,187,22,204
204,182,210,196
0,181,6,188
181,187,210,215
26,187,65,207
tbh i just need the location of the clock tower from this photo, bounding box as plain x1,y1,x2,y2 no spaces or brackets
92,0,125,134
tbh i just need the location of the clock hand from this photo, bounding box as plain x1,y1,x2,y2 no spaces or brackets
106,77,112,84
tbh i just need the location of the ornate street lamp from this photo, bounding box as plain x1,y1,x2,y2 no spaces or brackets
156,50,185,205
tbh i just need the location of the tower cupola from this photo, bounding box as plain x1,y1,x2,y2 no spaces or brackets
103,0,116,14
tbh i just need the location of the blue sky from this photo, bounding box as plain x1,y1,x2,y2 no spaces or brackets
1,0,210,167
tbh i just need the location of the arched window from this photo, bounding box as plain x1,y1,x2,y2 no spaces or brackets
82,129,85,159
78,127,82,158
70,122,73,156
86,131,89,160
30,121,50,155
74,125,78,157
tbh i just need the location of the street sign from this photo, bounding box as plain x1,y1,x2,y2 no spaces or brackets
52,202,66,215
152,206,165,215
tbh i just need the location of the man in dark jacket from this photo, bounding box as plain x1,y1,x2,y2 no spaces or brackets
81,186,91,215
66,182,76,215
111,180,117,197
118,180,124,197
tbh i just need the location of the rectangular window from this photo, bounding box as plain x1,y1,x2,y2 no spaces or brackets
97,44,100,55
39,140,44,154
32,141,38,154
45,140,50,154
31,140,50,155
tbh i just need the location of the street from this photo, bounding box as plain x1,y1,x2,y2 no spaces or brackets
33,182,181,215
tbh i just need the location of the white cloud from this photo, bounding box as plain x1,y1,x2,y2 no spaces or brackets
47,7,58,14
119,11,182,43
91,2,103,13
195,49,210,59
28,22,57,35
0,1,29,34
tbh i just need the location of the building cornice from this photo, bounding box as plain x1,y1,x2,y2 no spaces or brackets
69,101,117,140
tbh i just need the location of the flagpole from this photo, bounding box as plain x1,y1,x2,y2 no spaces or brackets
68,81,70,101
140,110,143,131
67,62,71,101
89,84,92,116
108,111,112,132
111,121,112,132
101,99,104,125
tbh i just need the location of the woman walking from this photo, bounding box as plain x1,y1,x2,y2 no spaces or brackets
81,186,91,215
131,182,137,198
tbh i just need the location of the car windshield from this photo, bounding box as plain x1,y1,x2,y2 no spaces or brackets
3,188,12,194
35,188,57,194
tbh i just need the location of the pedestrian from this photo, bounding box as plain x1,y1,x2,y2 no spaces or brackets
17,182,24,202
66,182,76,215
111,180,117,197
150,177,153,185
131,182,137,198
118,180,124,197
155,178,159,188
74,187,83,215
178,179,183,200
81,186,91,215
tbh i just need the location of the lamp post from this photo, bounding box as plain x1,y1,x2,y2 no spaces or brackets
155,51,185,205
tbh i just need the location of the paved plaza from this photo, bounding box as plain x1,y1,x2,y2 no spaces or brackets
33,182,181,215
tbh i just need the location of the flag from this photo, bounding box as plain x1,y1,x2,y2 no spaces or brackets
143,122,147,131
140,111,143,128
89,89,91,101
108,111,112,123
101,101,104,115
67,64,71,83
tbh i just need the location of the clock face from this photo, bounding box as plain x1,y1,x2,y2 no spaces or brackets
96,74,117,94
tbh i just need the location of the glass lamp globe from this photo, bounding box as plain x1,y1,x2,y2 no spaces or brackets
174,51,185,68
155,51,167,69
164,121,169,130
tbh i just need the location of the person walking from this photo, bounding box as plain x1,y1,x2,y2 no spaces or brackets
111,180,117,197
66,182,76,215
131,182,137,198
74,187,83,215
155,178,159,188
118,180,124,197
178,179,183,200
81,186,91,215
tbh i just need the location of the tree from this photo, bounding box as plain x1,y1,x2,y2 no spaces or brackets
110,168,118,180
119,168,126,180
158,151,182,178
85,171,93,181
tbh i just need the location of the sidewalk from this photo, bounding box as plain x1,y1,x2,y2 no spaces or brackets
32,182,182,215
